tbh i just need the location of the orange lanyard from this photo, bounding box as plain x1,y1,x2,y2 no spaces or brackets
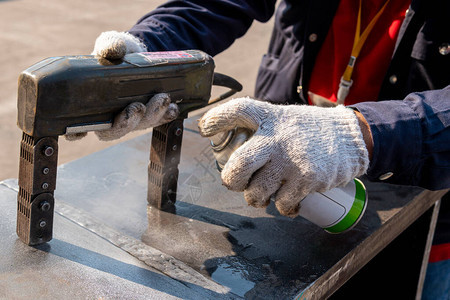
337,0,391,104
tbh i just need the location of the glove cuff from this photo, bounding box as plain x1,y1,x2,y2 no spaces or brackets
327,105,370,185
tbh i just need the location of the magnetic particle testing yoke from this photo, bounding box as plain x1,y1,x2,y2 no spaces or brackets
16,50,241,245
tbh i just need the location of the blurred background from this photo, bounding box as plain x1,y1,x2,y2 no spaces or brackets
0,0,274,180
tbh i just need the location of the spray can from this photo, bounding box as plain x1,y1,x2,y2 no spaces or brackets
209,128,367,233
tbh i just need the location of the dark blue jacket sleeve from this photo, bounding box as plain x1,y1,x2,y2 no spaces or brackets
128,0,276,56
352,85,450,190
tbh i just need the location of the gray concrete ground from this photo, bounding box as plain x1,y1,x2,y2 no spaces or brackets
0,0,274,180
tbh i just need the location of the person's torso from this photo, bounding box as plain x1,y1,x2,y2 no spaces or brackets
254,0,450,105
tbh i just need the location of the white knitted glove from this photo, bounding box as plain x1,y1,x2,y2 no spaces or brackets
96,93,179,141
198,98,369,217
92,31,147,59
65,93,179,141
65,33,178,141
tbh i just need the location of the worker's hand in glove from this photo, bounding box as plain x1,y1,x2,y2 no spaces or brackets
65,93,179,141
198,98,370,217
92,30,147,60
65,32,178,141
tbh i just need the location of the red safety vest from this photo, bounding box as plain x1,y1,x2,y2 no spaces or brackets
308,0,411,105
